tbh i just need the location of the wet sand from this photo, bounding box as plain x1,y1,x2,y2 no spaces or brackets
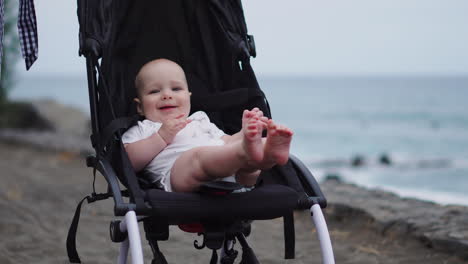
1,141,466,264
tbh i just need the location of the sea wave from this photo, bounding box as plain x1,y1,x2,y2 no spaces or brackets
304,157,468,206
303,154,468,170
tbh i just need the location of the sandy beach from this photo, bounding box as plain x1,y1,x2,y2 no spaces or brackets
1,139,467,263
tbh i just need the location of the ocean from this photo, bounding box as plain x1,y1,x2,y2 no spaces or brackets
10,75,468,206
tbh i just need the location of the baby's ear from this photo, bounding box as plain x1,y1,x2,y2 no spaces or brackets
134,98,143,115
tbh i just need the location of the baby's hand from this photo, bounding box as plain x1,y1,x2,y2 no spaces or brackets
158,114,191,144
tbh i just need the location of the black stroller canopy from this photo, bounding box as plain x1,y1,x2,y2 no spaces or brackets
83,0,265,135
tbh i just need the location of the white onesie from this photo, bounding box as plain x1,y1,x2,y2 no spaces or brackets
122,111,234,191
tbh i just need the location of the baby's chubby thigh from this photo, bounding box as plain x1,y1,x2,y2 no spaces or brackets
169,136,233,192
169,147,206,192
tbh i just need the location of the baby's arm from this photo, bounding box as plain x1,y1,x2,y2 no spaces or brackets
124,132,167,172
125,114,191,171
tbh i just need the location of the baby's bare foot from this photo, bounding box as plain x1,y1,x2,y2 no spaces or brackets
241,111,264,166
242,108,263,128
242,109,255,129
262,120,293,167
243,108,268,130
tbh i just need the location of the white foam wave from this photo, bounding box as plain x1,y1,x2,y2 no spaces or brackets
377,186,468,206
452,158,468,168
305,164,468,206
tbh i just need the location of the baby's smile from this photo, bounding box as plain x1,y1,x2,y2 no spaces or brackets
159,105,177,110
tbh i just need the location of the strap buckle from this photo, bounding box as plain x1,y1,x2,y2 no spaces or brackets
246,35,256,58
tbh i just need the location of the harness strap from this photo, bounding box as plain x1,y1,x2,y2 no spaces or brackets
269,162,304,260
283,212,295,259
279,162,302,259
210,250,218,264
96,115,140,155
66,195,90,263
92,115,147,213
67,192,113,263
118,141,146,210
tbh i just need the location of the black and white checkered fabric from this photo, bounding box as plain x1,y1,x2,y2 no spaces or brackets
0,0,38,74
0,0,5,76
17,0,38,70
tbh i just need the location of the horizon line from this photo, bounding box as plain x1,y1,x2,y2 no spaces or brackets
17,72,468,80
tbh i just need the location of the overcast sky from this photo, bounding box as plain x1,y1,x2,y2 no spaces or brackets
15,0,468,77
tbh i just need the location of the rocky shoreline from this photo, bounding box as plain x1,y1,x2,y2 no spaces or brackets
1,100,467,263
321,179,468,260
0,99,93,155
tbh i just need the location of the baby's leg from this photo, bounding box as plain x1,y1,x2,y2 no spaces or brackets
170,143,244,192
235,168,261,187
170,116,264,192
260,120,293,169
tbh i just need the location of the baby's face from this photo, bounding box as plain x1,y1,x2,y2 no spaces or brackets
135,59,191,123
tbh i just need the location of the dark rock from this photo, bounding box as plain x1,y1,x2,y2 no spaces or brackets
379,153,392,166
0,99,92,155
29,99,90,137
0,129,93,155
324,173,342,182
351,155,365,167
0,101,53,130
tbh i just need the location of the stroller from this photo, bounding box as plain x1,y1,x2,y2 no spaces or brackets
66,0,335,263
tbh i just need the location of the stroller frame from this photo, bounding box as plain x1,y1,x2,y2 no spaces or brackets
67,1,335,263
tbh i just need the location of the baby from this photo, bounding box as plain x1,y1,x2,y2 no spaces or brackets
122,59,293,192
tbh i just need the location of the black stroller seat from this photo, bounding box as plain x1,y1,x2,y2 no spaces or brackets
144,184,297,223
67,0,334,263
